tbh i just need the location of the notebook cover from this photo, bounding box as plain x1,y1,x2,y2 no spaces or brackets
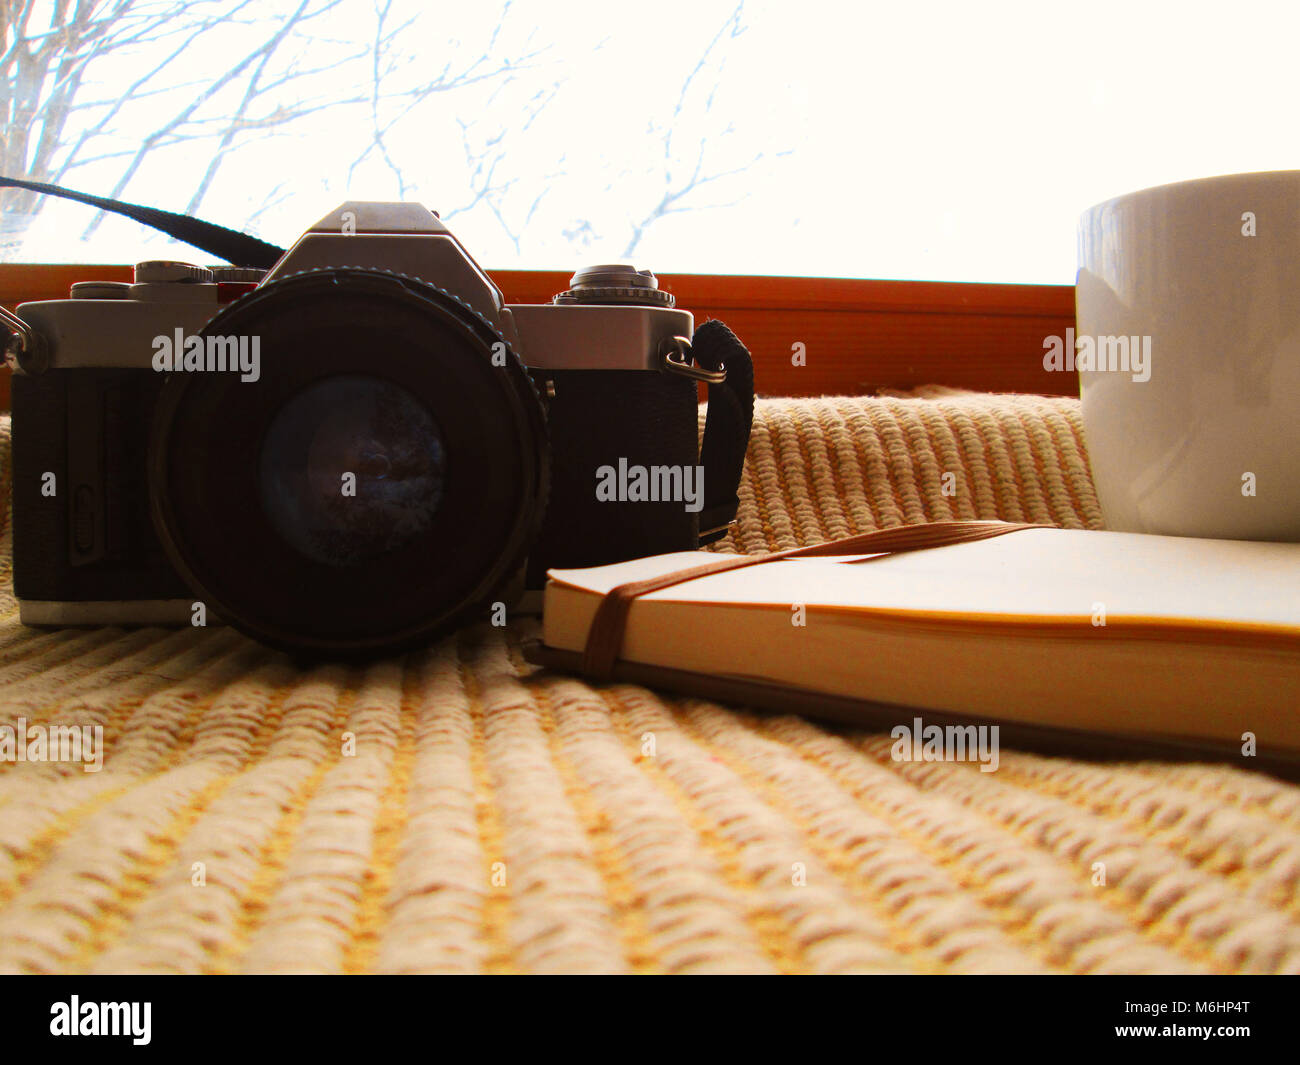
521,639,1300,782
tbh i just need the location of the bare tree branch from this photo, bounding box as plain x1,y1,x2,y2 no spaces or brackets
345,0,551,200
1,0,777,266
182,0,351,216
621,0,763,257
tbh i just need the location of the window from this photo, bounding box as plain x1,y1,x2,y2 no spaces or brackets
2,0,1293,281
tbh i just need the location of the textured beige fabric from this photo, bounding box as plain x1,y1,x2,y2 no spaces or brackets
1,393,1298,975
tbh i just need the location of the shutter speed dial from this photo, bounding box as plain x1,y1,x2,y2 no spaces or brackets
553,264,675,307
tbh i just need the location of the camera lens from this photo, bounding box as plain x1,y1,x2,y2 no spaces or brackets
259,375,446,567
149,268,548,657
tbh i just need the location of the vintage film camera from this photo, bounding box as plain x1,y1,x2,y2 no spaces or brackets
4,202,753,655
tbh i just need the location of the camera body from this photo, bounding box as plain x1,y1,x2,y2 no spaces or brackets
8,202,745,654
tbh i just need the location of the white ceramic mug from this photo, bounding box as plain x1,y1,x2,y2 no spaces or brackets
1076,170,1300,541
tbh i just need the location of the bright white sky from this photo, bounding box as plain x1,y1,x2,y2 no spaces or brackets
12,0,1300,282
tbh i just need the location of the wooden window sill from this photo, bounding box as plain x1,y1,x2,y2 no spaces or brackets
0,264,1076,408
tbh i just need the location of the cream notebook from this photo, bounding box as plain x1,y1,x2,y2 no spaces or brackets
526,528,1300,773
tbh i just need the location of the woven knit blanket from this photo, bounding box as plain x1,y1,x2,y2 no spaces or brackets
1,391,1297,975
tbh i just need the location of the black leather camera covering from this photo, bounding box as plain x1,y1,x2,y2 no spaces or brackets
11,369,192,604
527,367,700,587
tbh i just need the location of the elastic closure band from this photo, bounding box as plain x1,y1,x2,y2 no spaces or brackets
580,520,1051,679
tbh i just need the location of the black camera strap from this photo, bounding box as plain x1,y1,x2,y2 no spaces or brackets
0,176,286,268
691,319,755,545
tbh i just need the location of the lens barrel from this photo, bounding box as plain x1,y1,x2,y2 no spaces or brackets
148,268,549,657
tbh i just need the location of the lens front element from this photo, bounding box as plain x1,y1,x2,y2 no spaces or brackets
259,375,446,567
